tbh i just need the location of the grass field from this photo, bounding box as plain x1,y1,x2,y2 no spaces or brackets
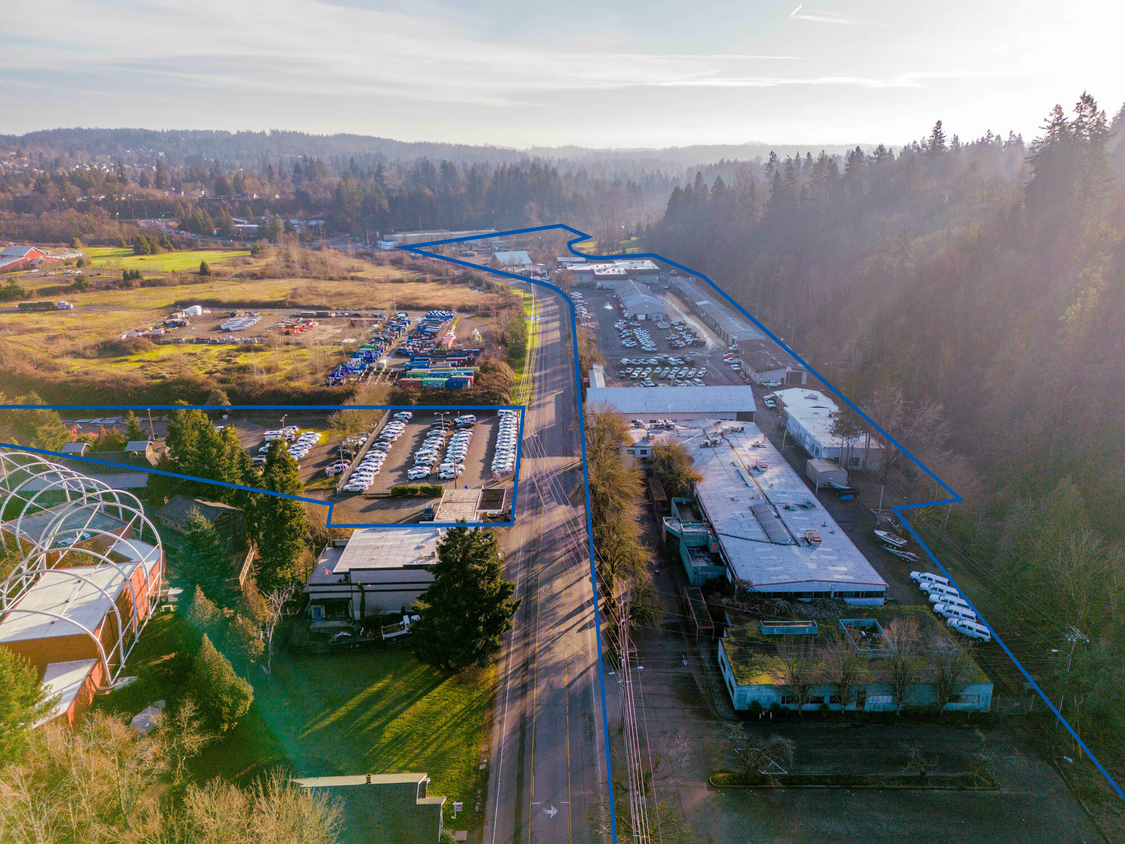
85,246,251,272
96,612,494,825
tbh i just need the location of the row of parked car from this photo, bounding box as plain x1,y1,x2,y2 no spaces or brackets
909,571,991,641
342,413,415,493
616,320,657,352
255,427,321,465
492,410,519,475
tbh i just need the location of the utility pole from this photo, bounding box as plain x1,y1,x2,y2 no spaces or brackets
1054,626,1088,731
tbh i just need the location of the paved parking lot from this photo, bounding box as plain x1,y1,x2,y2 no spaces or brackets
325,410,518,524
581,287,749,389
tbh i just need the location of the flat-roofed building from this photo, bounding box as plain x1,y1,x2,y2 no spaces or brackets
304,528,441,626
736,339,808,386
654,420,886,603
775,388,884,472
718,608,993,713
586,385,756,421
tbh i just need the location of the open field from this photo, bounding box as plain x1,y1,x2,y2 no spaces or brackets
0,254,519,401
85,246,251,272
96,611,494,825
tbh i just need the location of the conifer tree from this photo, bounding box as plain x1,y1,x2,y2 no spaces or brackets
412,527,519,671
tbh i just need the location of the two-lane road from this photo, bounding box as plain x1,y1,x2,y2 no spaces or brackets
485,287,609,844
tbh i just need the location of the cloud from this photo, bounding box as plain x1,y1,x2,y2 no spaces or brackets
789,4,855,24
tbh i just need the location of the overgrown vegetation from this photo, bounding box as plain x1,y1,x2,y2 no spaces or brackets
651,91,1125,776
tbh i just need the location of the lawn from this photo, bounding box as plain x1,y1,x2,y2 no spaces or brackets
96,611,494,824
85,246,251,272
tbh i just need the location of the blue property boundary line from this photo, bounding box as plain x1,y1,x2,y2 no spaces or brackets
0,404,525,530
401,224,1125,816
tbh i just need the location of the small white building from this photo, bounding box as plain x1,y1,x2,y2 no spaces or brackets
304,528,441,625
775,389,883,472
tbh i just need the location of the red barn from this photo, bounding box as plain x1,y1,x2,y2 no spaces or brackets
0,245,56,273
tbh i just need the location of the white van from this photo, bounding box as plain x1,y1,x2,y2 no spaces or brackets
934,603,977,623
910,571,950,587
921,582,962,601
930,593,971,612
949,618,991,642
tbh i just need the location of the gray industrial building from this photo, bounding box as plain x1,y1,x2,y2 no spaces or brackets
669,277,762,345
617,279,666,320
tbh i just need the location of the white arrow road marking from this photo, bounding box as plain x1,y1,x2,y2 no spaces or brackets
544,805,558,819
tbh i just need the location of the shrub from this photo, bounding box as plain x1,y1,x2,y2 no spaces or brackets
389,484,444,498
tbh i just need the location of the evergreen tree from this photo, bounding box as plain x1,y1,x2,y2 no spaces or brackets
191,634,253,732
123,409,146,442
179,510,230,599
412,527,519,671
926,120,947,155
199,260,211,276
253,439,309,591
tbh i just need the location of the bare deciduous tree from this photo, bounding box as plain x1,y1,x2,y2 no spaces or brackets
776,636,819,714
882,617,921,713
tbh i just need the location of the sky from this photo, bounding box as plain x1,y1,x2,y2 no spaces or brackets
2,0,1123,149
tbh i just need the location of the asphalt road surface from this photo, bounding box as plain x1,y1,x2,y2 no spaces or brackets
484,285,610,844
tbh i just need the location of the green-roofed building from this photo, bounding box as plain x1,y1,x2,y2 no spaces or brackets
717,605,993,713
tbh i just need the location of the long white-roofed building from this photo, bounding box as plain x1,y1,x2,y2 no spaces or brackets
586,384,756,421
646,421,886,604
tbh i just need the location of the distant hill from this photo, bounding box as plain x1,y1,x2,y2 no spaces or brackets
525,142,878,167
0,128,882,170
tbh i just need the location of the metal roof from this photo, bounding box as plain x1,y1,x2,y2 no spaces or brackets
617,279,663,314
0,560,149,643
494,250,532,266
327,527,442,575
586,385,756,415
775,388,884,451
669,421,886,593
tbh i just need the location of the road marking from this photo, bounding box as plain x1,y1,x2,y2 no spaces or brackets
545,805,559,819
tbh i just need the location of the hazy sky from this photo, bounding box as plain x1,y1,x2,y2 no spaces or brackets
3,0,1123,149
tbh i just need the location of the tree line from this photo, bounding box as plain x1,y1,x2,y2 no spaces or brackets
650,92,1125,774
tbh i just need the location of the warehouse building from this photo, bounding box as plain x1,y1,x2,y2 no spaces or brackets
775,388,884,472
668,277,762,345
717,609,993,713
586,385,756,421
304,528,440,626
569,258,661,285
654,421,886,603
616,279,666,320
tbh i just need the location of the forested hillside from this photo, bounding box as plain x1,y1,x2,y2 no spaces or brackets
652,93,1125,772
